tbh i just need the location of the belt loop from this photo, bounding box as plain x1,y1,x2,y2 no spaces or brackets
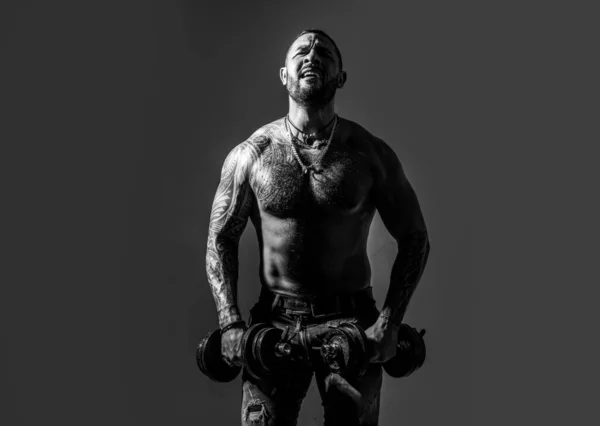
270,293,281,312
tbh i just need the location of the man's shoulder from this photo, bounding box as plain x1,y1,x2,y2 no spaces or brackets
246,117,284,148
224,118,284,165
341,117,396,160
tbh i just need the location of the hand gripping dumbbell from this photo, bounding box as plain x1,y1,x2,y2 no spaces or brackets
196,323,300,382
318,322,427,378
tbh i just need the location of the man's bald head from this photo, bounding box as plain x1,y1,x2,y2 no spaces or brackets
285,29,343,71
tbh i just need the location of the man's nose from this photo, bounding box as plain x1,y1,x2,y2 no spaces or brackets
303,49,321,65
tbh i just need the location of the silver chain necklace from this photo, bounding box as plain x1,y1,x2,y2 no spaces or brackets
284,114,339,175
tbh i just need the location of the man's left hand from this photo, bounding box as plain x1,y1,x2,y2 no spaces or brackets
364,318,400,363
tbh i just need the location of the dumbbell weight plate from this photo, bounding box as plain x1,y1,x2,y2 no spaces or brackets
320,322,369,377
196,328,242,382
339,323,370,377
382,325,426,378
242,323,286,380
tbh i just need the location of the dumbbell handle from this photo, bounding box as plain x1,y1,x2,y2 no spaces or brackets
320,326,426,361
321,342,342,356
275,342,293,357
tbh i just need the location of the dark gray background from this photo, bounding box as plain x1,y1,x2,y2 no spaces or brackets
2,1,595,425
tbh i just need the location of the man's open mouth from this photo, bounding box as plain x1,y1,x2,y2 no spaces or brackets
301,69,323,79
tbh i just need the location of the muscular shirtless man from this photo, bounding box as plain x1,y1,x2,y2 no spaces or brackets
206,29,431,426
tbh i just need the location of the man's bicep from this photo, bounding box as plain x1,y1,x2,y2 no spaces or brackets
373,144,428,241
208,144,255,240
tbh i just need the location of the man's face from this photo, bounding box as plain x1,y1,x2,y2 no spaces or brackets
280,33,346,108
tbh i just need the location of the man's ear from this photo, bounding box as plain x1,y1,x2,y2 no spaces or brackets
337,71,347,88
280,67,288,85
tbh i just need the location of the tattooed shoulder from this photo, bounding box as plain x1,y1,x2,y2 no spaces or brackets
219,128,272,175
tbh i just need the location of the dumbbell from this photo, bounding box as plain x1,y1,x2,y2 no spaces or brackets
196,323,299,382
318,322,427,378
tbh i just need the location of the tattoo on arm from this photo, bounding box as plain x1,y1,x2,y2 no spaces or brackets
206,142,259,328
373,139,431,325
381,230,431,325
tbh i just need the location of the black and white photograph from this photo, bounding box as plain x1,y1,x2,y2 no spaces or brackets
2,1,594,425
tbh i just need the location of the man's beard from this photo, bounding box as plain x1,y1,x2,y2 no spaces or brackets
286,76,338,108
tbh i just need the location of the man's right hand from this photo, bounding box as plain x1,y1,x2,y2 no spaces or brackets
221,327,245,367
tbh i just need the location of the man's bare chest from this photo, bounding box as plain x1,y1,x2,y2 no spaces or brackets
250,142,374,216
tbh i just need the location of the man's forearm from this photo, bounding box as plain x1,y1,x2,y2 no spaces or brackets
380,229,431,326
206,234,243,328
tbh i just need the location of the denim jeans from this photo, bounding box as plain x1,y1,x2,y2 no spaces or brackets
240,289,383,426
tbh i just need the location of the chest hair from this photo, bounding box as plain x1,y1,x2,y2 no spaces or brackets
251,140,372,216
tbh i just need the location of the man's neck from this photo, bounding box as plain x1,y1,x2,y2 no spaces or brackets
287,100,336,136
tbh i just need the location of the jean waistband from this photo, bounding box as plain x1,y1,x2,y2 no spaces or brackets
255,286,376,318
